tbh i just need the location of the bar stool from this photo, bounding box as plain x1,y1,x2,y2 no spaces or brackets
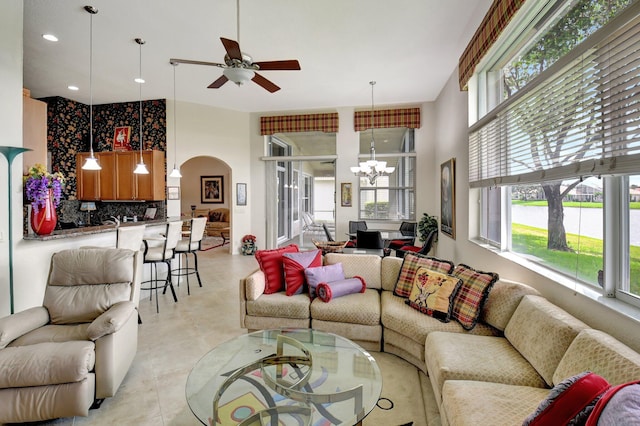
116,224,146,251
141,221,182,313
172,217,207,295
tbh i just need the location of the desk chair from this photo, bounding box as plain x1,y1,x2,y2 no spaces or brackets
142,221,182,313
172,217,207,295
388,221,417,250
356,230,384,249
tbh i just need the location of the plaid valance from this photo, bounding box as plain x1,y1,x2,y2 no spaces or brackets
260,113,339,135
353,108,421,131
458,0,526,91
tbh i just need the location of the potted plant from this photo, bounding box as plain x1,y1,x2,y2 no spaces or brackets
417,212,438,243
24,164,65,235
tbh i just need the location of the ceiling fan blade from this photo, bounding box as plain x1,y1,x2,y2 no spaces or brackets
208,75,229,89
254,60,301,71
170,58,225,68
220,37,242,61
252,73,280,93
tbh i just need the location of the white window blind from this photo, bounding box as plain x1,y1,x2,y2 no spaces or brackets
469,4,640,188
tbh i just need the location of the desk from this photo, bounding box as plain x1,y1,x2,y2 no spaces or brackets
186,329,382,425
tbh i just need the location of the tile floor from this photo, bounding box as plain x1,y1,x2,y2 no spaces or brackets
9,240,428,426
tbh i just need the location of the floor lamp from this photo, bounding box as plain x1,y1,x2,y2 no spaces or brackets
0,146,30,314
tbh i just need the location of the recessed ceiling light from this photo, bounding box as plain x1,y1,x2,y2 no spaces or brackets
68,85,79,91
42,34,58,42
134,78,145,84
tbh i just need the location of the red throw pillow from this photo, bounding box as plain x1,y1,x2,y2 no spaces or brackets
282,249,322,296
523,372,610,426
255,244,299,294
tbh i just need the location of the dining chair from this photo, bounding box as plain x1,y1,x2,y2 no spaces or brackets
356,230,384,249
395,228,438,258
141,221,183,313
172,217,207,295
348,220,368,244
322,223,335,242
388,221,417,250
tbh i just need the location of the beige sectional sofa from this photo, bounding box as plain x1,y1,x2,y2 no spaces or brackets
239,252,640,425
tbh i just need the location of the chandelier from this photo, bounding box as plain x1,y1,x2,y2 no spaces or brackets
350,81,394,185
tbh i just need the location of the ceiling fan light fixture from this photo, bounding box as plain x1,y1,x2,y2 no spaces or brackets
223,67,255,85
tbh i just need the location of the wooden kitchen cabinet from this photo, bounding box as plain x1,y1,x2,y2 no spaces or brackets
76,153,101,200
76,150,165,201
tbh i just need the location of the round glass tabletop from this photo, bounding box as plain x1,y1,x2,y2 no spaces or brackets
186,329,382,425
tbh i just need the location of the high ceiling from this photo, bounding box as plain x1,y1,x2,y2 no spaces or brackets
23,0,492,113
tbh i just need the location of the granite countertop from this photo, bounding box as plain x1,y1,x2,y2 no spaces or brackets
23,217,184,241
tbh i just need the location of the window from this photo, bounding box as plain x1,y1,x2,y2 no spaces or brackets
266,132,336,247
471,0,640,307
357,128,416,220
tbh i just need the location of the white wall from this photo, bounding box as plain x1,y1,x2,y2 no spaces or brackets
166,99,251,254
433,67,640,352
179,156,231,213
0,1,24,317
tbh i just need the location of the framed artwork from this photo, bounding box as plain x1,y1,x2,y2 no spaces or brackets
341,183,353,207
112,126,132,151
236,183,247,206
440,158,456,239
167,186,180,200
201,175,224,203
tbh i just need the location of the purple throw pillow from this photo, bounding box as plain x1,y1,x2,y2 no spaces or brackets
304,263,345,299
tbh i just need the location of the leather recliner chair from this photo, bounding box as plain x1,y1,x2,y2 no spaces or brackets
0,248,141,423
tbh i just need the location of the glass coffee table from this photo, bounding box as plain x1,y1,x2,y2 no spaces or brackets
186,329,382,425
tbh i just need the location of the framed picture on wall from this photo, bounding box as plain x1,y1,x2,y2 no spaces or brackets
341,183,353,207
440,158,456,239
236,183,247,206
167,186,180,200
112,126,132,151
201,176,224,203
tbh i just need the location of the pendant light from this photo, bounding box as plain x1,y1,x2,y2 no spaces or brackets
350,81,395,185
168,61,182,178
133,37,149,175
81,5,101,171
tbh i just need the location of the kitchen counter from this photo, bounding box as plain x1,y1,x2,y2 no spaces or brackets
23,217,184,241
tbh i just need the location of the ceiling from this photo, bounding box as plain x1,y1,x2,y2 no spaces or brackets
23,0,492,113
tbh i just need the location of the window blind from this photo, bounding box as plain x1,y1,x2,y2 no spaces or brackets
469,4,640,188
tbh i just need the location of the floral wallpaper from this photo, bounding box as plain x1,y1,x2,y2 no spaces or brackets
41,96,166,199
28,96,167,229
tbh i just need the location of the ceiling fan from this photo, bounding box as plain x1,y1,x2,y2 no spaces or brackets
170,0,300,93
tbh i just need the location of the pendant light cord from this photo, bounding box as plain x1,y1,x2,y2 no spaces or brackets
89,8,95,156
173,63,179,170
138,39,144,163
370,81,376,161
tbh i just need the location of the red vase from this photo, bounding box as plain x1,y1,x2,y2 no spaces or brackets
31,190,58,235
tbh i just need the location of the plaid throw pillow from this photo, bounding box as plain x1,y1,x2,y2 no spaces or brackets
451,263,499,330
394,253,455,298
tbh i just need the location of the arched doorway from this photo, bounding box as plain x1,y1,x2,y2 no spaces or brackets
179,156,232,251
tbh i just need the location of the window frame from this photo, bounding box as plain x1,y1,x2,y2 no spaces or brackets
470,0,640,309
356,128,417,221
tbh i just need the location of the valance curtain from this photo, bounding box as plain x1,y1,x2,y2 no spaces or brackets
458,0,526,91
468,5,640,188
353,108,421,131
260,113,338,135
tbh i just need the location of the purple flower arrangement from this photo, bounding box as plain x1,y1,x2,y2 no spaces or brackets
24,164,65,213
